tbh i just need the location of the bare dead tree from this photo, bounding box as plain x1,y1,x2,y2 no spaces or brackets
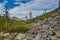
4,5,9,31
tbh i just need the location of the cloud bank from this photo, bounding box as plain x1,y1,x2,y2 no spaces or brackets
0,0,59,20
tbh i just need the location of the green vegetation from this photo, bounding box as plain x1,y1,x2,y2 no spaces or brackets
0,7,59,32
0,16,30,32
56,21,60,26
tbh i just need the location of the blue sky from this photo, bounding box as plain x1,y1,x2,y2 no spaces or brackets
0,0,33,9
0,0,59,20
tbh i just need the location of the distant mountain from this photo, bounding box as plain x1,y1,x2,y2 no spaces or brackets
11,16,20,21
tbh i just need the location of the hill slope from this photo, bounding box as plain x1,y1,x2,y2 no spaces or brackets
21,7,60,40
0,7,60,40
25,7,60,24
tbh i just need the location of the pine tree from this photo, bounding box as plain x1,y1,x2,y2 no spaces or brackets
29,11,32,19
59,0,60,7
44,9,46,13
25,16,28,20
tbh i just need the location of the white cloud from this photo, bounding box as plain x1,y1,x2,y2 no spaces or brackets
0,0,9,16
9,0,59,20
0,3,5,16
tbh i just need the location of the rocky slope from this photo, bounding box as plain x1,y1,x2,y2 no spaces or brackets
21,8,60,40
0,7,60,40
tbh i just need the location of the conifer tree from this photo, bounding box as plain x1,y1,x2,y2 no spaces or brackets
29,11,32,19
44,9,46,13
59,0,60,7
25,16,28,20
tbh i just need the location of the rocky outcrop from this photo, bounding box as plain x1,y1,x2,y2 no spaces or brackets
21,10,60,40
0,8,60,40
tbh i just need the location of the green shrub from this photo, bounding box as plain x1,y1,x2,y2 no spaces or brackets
57,22,60,26
0,16,30,33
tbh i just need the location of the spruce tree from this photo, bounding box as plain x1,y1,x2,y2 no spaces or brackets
25,16,28,20
59,0,60,7
30,11,32,19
